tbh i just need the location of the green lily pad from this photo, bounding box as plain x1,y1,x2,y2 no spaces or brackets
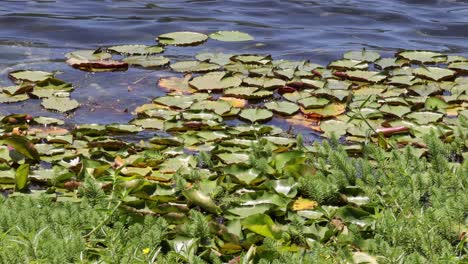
157,31,208,46
231,54,271,65
301,103,346,118
397,50,446,63
195,52,234,66
153,94,209,109
9,70,54,83
265,101,299,115
170,61,220,73
209,31,254,42
41,97,80,112
33,116,65,125
106,124,142,133
189,71,242,91
448,61,468,73
107,44,164,55
243,77,285,89
343,50,380,62
320,119,349,138
224,87,273,99
325,79,352,90
298,97,330,109
0,93,29,103
406,111,444,124
375,57,408,70
425,97,448,112
345,70,386,83
328,59,368,70
408,83,442,97
413,66,456,81
239,108,273,123
123,55,170,68
379,104,411,118
65,49,112,61
130,118,164,130
216,153,250,164
190,100,232,116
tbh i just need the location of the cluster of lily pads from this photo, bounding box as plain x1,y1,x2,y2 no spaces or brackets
0,30,467,262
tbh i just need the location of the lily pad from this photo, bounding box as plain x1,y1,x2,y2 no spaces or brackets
448,61,468,73
107,44,164,55
298,97,330,109
406,111,443,124
41,97,80,112
0,93,29,103
170,61,219,73
157,31,208,46
189,72,242,91
209,31,254,42
9,70,54,83
413,66,456,81
397,50,446,63
123,56,170,68
301,103,346,118
195,52,234,66
224,87,273,99
190,100,232,116
239,108,273,123
265,101,299,115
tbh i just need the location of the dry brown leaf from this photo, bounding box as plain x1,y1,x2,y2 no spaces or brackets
219,96,248,108
292,197,318,211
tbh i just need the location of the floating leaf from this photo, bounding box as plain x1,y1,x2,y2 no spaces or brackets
301,103,346,118
170,61,219,73
41,97,80,112
9,70,53,83
158,74,193,94
406,111,443,124
107,44,163,55
265,101,299,115
123,56,170,68
195,52,233,66
413,67,456,81
189,72,242,91
239,108,273,123
320,119,349,138
328,59,368,70
397,50,446,63
425,97,447,112
0,93,29,103
157,31,208,46
375,57,408,70
224,87,273,99
217,153,250,165
448,61,468,73
190,100,232,115
298,97,330,109
345,70,386,83
209,31,254,42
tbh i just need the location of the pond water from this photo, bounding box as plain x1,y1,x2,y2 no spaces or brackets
1,0,467,137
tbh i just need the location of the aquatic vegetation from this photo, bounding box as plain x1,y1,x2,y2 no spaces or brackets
0,31,467,263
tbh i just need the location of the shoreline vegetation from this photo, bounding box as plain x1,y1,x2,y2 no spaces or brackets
0,31,467,263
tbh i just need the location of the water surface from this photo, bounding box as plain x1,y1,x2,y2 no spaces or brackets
1,0,467,129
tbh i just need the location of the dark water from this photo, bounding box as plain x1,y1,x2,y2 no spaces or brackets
1,0,468,127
